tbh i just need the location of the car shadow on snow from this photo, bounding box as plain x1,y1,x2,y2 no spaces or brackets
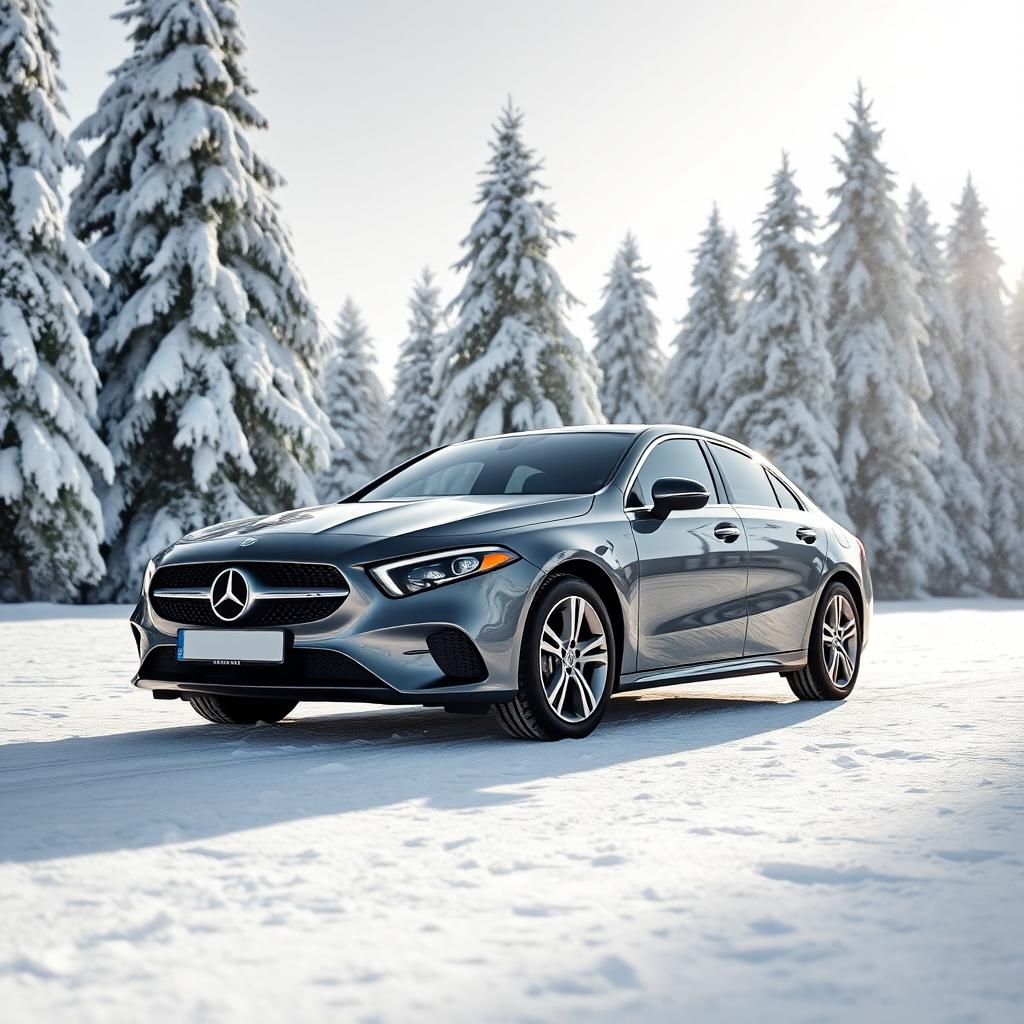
0,690,838,863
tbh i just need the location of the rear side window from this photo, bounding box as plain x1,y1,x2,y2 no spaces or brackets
628,438,718,508
708,444,779,507
769,473,803,510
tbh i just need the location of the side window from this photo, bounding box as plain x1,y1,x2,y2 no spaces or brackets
627,439,717,508
769,473,803,511
708,444,779,507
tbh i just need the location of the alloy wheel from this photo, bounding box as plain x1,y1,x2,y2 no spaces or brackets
820,593,858,688
538,595,609,723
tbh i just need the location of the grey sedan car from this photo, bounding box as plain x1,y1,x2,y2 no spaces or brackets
132,426,872,740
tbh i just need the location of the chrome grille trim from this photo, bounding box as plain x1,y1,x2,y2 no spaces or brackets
152,587,349,601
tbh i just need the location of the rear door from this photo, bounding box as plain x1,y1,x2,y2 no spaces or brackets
705,443,828,656
627,437,748,670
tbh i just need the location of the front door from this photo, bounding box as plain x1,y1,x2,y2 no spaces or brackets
628,438,749,670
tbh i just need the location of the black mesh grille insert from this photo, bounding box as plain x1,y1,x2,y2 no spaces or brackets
142,646,384,688
426,629,488,682
150,561,347,627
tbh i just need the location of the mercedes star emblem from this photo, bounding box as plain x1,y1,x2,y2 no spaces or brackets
210,568,251,622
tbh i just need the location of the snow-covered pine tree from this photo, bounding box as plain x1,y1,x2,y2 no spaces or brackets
590,233,663,423
0,0,113,600
822,86,941,598
947,178,1024,596
389,269,442,465
69,0,334,599
318,299,386,497
432,102,602,443
665,206,742,429
905,186,989,594
1009,271,1024,361
718,156,845,517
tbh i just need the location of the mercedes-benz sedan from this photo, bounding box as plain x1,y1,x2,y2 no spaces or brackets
131,426,872,740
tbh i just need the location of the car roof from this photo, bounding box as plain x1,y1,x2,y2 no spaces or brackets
451,423,760,456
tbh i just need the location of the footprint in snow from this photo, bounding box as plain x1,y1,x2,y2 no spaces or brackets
833,754,861,769
750,916,794,935
866,749,938,760
184,846,240,861
933,849,1002,863
595,955,641,989
305,762,350,775
759,862,919,886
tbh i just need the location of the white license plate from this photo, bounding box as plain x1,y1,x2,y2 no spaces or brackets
177,630,285,664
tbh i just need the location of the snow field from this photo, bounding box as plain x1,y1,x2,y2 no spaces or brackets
1,600,1022,1022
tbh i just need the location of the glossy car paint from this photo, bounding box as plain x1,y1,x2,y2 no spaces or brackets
131,426,873,706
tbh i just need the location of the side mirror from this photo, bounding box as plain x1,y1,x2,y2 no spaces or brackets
650,477,710,518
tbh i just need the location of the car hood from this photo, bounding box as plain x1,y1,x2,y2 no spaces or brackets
178,493,594,547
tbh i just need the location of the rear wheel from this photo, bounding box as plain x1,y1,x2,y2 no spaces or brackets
493,576,616,740
190,695,298,724
786,581,861,701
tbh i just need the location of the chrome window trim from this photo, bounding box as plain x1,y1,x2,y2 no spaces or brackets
621,434,724,513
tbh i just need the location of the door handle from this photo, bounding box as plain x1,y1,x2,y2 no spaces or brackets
796,526,817,544
714,522,741,543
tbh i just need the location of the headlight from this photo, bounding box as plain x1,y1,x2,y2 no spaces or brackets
142,558,156,597
368,547,519,597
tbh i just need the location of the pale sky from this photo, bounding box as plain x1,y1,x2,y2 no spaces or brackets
53,0,1023,387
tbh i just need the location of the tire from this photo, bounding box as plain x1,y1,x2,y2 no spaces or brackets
492,575,617,741
189,695,298,725
786,581,862,701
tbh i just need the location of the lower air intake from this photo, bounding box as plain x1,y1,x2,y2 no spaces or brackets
426,629,488,682
141,646,386,688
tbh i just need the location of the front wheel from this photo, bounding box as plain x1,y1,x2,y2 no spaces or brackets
786,581,862,701
493,576,617,740
190,695,298,724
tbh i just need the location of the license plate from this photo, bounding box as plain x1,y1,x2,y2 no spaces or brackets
176,630,285,664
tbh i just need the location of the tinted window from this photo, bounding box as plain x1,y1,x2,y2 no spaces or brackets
709,444,779,507
628,438,717,508
359,432,635,500
769,473,803,510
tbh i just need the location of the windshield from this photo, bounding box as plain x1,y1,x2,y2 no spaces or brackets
358,432,636,500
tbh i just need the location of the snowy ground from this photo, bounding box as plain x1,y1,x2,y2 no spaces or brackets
1,601,1022,1023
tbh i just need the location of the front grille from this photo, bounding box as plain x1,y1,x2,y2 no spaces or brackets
426,629,488,682
141,646,385,688
152,562,345,590
150,561,347,628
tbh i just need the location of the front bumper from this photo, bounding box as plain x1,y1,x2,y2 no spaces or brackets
131,557,540,705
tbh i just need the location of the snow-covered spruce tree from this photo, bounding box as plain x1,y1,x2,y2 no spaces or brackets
69,0,334,599
590,233,663,423
318,299,386,497
947,178,1024,596
0,0,113,600
432,103,602,443
1009,271,1024,361
718,156,845,518
388,269,443,465
822,87,941,598
905,186,989,594
665,205,742,429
